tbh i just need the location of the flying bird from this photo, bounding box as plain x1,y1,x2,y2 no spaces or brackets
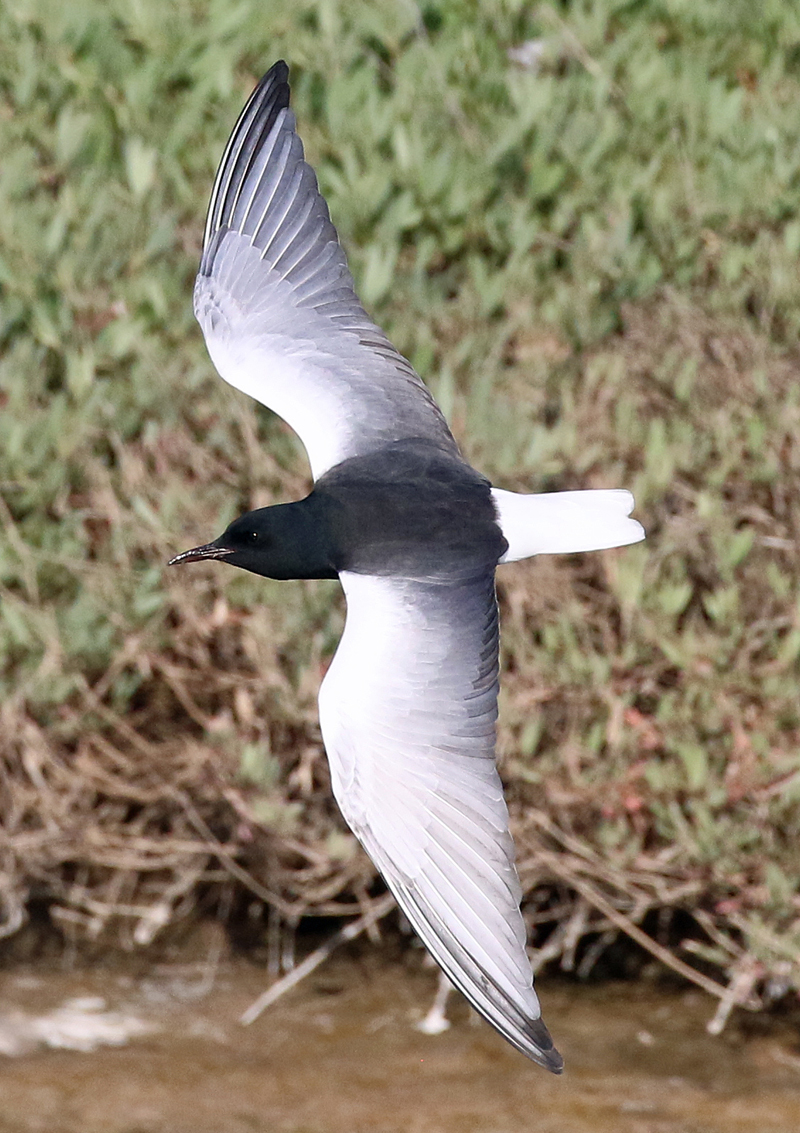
170,61,644,1072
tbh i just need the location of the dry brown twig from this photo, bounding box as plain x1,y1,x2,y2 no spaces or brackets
240,892,396,1025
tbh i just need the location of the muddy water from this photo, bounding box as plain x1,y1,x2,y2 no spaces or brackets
0,947,799,1133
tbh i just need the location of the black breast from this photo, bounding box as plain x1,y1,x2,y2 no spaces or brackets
313,442,507,580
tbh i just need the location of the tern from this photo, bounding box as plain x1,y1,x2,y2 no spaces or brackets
170,61,644,1071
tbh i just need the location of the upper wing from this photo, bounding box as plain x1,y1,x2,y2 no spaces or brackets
318,570,563,1071
194,61,457,481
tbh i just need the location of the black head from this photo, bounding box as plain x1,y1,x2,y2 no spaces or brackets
168,500,339,581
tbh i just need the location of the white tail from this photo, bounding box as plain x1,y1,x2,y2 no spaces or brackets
492,488,644,563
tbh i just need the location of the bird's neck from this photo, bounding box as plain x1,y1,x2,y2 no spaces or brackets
268,494,341,580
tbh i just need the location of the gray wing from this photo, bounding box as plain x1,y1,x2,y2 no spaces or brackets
318,570,563,1072
194,61,458,481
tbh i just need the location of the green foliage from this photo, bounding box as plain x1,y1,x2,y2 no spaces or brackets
1,0,800,987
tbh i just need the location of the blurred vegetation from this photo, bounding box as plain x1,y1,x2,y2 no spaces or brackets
1,0,799,1014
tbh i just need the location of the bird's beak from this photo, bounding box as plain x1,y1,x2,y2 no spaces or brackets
167,541,235,567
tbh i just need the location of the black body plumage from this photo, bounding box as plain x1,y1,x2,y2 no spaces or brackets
174,443,508,583
316,443,507,579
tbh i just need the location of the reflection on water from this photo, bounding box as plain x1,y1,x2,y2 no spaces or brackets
0,945,799,1133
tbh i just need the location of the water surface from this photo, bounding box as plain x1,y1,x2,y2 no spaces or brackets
0,947,798,1133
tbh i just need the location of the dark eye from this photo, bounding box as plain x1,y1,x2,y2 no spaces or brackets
249,531,259,544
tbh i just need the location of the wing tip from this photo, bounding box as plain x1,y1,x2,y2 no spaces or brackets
254,59,291,104
523,1016,564,1073
201,59,294,254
